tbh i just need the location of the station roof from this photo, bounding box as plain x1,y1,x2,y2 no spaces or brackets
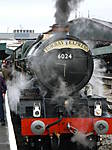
0,32,39,40
69,18,112,41
0,43,13,55
0,43,6,50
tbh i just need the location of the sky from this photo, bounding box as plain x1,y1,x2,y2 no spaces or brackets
0,0,112,33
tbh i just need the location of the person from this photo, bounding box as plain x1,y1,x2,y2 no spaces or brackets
0,72,7,126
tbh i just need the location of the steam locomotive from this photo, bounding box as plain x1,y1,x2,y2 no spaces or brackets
4,25,112,150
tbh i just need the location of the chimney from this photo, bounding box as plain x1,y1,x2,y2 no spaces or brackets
88,10,90,18
50,24,69,33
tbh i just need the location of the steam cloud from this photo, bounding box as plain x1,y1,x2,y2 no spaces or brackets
7,70,31,113
71,132,89,146
54,0,84,24
90,59,106,97
71,132,95,149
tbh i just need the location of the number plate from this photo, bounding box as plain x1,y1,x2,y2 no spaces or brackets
58,53,73,60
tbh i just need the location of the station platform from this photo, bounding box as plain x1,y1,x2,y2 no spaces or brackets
0,93,18,150
0,125,10,150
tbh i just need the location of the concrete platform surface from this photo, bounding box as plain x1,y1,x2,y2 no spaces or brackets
0,125,10,150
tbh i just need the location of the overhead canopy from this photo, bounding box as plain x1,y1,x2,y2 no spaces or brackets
0,43,6,50
0,43,11,59
69,18,112,41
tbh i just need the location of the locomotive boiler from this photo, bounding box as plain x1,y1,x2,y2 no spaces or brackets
4,25,112,150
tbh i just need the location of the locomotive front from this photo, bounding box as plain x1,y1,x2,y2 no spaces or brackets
10,27,112,150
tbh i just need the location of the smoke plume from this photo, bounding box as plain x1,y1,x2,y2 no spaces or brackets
54,0,84,24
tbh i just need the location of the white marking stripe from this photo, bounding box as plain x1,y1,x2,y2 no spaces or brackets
5,92,17,150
